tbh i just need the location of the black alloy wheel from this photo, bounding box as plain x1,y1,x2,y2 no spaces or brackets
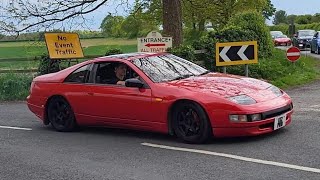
47,97,76,132
172,102,212,144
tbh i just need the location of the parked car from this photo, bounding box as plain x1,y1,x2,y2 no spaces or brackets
292,29,316,49
270,31,284,39
311,31,320,54
273,35,292,46
27,53,293,143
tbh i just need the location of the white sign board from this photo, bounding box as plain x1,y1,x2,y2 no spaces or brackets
137,31,172,53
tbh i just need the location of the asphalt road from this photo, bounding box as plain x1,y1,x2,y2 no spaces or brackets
1,85,320,179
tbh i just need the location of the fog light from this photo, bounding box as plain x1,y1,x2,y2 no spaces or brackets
250,114,262,121
229,115,248,122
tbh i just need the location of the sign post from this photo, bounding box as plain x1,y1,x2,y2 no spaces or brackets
216,41,258,76
137,31,172,53
286,47,301,63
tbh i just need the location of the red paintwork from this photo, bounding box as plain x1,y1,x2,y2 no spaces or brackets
274,38,292,46
27,53,293,138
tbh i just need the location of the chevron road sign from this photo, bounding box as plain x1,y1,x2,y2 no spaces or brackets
215,41,258,66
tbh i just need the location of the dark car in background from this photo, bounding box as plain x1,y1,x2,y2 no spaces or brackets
311,31,320,54
293,29,316,49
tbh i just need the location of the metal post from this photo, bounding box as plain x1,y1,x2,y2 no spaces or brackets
245,64,249,77
223,67,226,74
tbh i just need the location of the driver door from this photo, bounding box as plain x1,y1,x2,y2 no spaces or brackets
86,61,154,128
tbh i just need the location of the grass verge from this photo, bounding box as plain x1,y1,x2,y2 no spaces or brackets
0,73,33,101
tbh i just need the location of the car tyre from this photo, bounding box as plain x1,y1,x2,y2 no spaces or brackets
47,97,77,132
172,102,212,144
316,45,320,55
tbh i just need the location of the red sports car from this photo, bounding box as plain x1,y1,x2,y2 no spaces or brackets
27,53,293,143
274,35,292,46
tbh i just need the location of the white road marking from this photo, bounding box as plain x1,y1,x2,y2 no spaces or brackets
0,125,32,131
237,45,249,60
297,108,320,112
141,142,320,174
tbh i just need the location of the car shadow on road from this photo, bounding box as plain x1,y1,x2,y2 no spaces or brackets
40,125,290,145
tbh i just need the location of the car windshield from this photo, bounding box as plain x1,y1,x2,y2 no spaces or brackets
271,31,283,36
132,54,208,83
276,35,287,38
299,31,315,37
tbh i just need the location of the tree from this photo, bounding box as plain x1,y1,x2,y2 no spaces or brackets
163,0,183,47
262,0,276,20
100,14,125,37
286,15,297,24
211,0,273,29
273,10,287,25
295,15,313,24
311,13,320,23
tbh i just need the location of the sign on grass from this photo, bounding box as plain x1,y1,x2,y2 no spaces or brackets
44,33,84,59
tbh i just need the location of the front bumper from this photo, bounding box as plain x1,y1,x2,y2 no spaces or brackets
275,41,291,46
213,109,293,137
297,41,311,49
208,94,293,137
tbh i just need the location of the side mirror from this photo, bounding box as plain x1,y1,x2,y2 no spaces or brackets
125,78,144,88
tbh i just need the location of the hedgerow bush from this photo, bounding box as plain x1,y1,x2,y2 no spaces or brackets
227,11,273,58
36,54,60,75
0,73,33,101
105,48,124,56
269,23,320,35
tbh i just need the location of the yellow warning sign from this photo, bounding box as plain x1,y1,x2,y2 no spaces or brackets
44,33,84,59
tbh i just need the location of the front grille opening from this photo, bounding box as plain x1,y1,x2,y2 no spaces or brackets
261,104,293,120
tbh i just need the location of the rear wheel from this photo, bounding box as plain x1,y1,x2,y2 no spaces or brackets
47,97,76,132
311,46,315,53
172,102,212,144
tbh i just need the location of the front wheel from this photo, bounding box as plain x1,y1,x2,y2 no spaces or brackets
47,97,77,132
316,45,320,55
172,102,212,144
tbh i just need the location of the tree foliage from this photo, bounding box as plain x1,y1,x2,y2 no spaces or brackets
273,10,287,25
272,11,320,25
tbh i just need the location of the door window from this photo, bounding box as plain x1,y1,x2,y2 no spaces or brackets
64,64,91,83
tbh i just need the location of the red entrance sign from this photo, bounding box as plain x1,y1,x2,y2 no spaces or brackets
286,47,301,62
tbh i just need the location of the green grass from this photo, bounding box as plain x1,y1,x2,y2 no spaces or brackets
0,44,137,59
0,38,137,70
0,38,136,48
268,49,320,89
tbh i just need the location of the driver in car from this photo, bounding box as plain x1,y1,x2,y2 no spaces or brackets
108,63,127,85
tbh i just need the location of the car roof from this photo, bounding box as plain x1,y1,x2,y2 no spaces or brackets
92,52,167,62
298,29,315,31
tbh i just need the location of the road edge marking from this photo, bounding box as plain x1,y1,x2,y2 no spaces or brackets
0,125,32,131
141,142,320,174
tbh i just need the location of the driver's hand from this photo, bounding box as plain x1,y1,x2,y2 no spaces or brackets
117,81,126,86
